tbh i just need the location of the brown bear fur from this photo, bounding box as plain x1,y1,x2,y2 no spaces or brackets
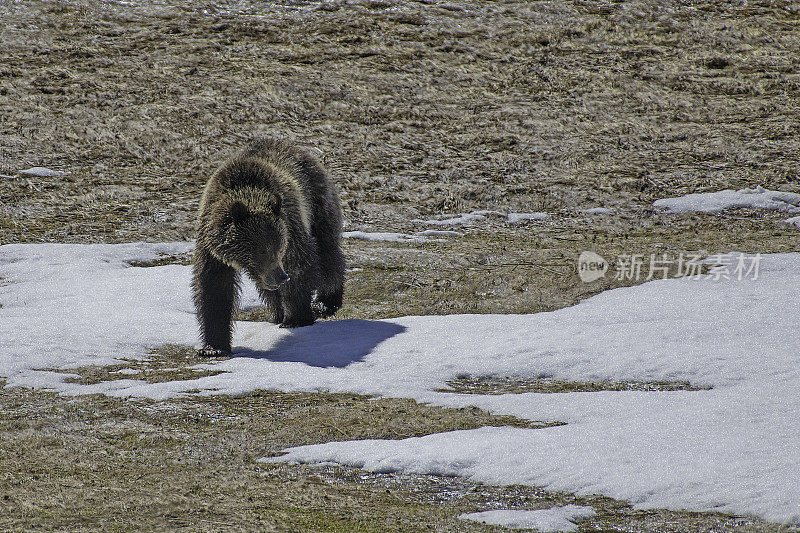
192,138,345,356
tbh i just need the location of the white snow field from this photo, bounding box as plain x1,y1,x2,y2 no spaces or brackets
1,243,799,524
654,186,800,214
459,506,596,532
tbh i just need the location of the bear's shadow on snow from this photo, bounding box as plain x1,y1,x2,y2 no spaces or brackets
233,319,406,368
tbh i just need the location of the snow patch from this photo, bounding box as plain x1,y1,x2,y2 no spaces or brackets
412,213,487,226
470,210,507,217
342,231,431,243
785,216,800,228
18,166,66,178
416,229,464,237
582,207,613,215
414,210,549,226
654,186,800,214
459,506,596,532
507,212,548,223
0,241,223,383
342,230,464,242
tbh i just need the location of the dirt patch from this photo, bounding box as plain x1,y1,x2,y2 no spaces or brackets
37,344,226,385
128,253,192,267
438,375,712,394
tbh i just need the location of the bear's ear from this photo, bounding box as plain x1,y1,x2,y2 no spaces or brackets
230,201,249,225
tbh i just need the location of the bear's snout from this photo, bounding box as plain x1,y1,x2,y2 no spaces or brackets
261,267,290,291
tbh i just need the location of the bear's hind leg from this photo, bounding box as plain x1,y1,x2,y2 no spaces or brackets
316,284,343,318
192,249,239,356
314,236,345,318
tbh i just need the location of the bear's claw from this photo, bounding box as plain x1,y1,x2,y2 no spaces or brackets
197,347,231,357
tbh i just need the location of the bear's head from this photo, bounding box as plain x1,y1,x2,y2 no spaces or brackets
208,196,290,291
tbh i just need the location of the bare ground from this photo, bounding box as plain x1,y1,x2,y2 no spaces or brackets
1,0,799,531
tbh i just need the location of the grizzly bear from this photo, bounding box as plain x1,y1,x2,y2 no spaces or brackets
192,138,345,356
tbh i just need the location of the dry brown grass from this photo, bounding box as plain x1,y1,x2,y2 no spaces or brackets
1,0,798,245
1,0,799,530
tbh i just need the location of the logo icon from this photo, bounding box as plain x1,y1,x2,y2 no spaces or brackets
577,251,608,282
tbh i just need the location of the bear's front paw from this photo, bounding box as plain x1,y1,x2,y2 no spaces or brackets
279,317,315,328
316,305,340,319
197,347,231,357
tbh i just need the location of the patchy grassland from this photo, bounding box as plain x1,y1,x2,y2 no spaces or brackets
0,381,786,533
1,0,799,530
